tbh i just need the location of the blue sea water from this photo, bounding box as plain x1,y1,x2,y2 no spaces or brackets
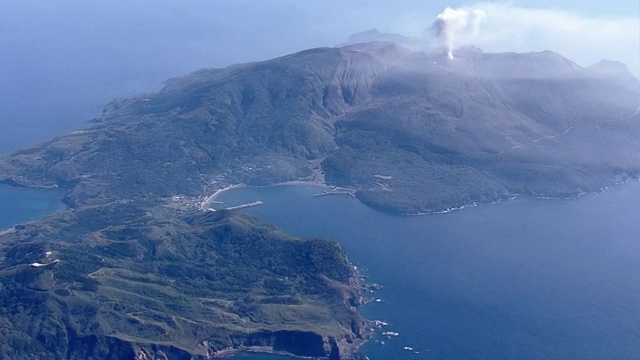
216,183,640,360
0,185,66,229
3,182,640,359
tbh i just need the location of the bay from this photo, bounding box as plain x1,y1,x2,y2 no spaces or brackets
0,185,66,229
217,182,640,360
2,181,639,359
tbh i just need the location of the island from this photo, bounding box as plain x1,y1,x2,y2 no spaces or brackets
0,40,639,358
0,43,639,215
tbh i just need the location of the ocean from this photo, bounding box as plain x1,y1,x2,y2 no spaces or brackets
3,182,640,359
0,185,66,229
216,183,640,360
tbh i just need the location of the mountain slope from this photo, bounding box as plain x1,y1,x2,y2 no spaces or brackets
0,40,639,359
1,42,639,213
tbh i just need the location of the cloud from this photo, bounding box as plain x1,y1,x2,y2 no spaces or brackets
426,3,639,76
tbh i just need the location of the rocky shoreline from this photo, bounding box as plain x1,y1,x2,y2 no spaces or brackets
198,265,378,360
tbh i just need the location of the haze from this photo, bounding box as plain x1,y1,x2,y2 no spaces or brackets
1,0,638,151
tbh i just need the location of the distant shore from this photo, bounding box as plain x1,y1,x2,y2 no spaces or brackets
199,177,640,216
274,179,330,188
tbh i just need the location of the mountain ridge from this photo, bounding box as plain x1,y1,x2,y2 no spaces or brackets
1,41,639,215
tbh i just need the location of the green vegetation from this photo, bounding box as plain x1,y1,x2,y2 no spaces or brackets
323,130,510,213
0,41,639,357
1,43,639,214
0,205,365,359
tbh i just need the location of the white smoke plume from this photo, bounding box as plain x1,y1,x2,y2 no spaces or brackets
432,7,486,59
420,3,638,76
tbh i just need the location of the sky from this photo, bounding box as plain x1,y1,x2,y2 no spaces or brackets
1,0,639,150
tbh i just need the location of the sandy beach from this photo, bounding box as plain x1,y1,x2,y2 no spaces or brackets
199,174,356,212
200,184,247,210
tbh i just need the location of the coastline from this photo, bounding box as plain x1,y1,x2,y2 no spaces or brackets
197,176,640,219
199,179,333,211
206,265,375,360
200,184,247,210
0,177,59,189
196,182,379,359
273,179,331,188
0,228,16,237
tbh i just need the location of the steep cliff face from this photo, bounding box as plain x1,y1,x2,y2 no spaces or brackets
126,330,356,359
226,330,342,358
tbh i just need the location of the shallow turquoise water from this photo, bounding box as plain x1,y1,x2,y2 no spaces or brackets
0,185,66,229
217,182,640,360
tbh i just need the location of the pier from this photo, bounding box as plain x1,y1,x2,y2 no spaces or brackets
224,201,263,211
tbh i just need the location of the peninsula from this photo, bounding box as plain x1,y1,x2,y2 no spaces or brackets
0,203,369,359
